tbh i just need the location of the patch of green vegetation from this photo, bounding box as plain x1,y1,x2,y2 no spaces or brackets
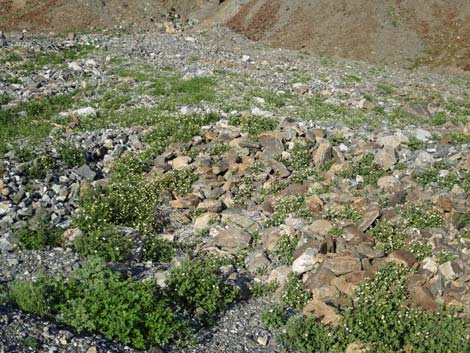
327,225,343,237
209,143,230,156
58,142,86,167
273,234,300,265
0,92,76,156
400,203,444,228
250,281,278,298
345,74,362,83
261,304,289,329
281,140,317,183
247,89,293,109
368,221,405,253
408,240,432,261
168,256,239,323
448,132,470,144
143,113,219,155
74,224,134,262
407,136,425,151
266,196,311,227
76,168,195,236
435,250,457,265
377,83,396,95
325,205,361,223
233,175,257,208
297,96,369,127
228,115,279,137
281,273,312,310
327,134,345,145
24,154,55,180
14,222,63,251
277,263,470,353
341,153,385,186
20,337,40,349
142,237,176,263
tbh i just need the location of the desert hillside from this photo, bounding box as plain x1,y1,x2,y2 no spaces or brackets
1,0,469,71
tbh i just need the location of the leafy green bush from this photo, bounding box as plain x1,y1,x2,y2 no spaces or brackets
250,281,278,298
341,153,385,185
368,221,405,253
400,204,444,228
58,259,184,348
58,142,86,167
8,259,186,349
261,304,288,329
168,256,239,322
266,196,311,227
273,234,299,265
8,275,61,316
143,236,176,263
228,115,278,137
24,155,55,180
14,223,63,250
74,225,134,262
281,273,311,310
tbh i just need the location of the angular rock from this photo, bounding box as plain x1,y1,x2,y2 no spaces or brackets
358,204,381,231
292,248,319,274
374,146,397,170
211,227,252,253
302,299,342,326
313,139,332,166
323,256,362,276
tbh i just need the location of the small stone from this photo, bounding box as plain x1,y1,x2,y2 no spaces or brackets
306,219,333,236
305,194,323,213
197,199,223,213
292,248,319,274
76,165,96,181
386,249,417,267
323,256,362,276
414,128,432,142
302,299,342,326
194,212,219,230
358,204,381,231
374,146,397,170
211,227,252,253
409,285,438,311
172,156,192,170
86,348,97,353
292,82,308,94
313,140,332,166
438,261,461,281
415,151,434,168
268,265,292,286
257,336,269,346
252,107,274,117
245,250,270,273
346,342,369,353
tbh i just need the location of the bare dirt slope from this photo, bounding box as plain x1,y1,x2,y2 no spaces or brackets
218,0,470,71
0,0,469,71
0,0,174,32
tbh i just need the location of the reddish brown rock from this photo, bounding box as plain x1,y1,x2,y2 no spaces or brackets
323,256,362,276
302,299,342,326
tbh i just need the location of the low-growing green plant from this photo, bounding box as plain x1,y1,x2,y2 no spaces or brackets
325,205,361,223
273,234,299,265
24,154,55,180
327,225,343,237
20,337,40,349
14,222,63,250
168,256,239,322
74,225,134,262
8,259,187,349
368,221,405,253
228,115,278,137
448,132,470,144
266,196,311,227
142,236,176,263
407,136,425,151
435,250,457,265
400,204,444,228
341,153,385,186
408,240,433,261
250,281,278,298
261,304,289,329
58,142,86,167
281,273,311,310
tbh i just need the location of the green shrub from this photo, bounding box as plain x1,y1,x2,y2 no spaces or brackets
24,155,55,180
266,196,311,227
228,115,278,137
278,315,344,352
58,142,86,167
408,240,432,261
168,256,239,321
341,153,385,186
325,205,361,223
400,204,444,228
142,237,176,263
273,234,299,265
14,223,63,250
250,281,278,298
281,274,311,310
261,304,288,329
74,225,134,262
8,275,61,317
367,221,405,253
58,259,184,348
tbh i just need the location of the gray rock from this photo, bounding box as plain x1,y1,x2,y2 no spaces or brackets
76,165,96,180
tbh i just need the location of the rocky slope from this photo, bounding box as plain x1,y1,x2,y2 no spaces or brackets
0,26,469,352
